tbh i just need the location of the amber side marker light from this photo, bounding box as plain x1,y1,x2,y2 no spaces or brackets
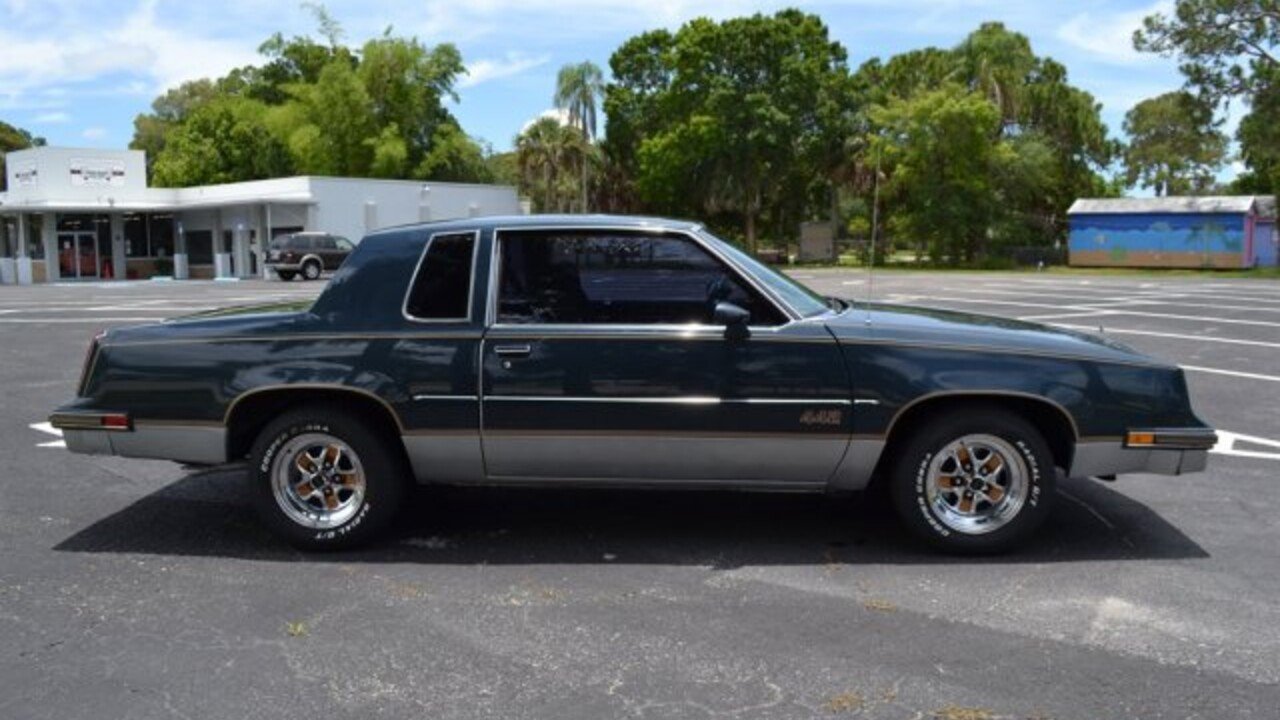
1126,431,1157,447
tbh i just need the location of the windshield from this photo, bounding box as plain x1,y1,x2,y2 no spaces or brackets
700,230,831,318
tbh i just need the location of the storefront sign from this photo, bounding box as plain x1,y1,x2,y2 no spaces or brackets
69,159,126,187
13,163,38,187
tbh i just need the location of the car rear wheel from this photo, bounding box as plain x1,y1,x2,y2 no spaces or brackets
888,408,1055,554
249,406,408,550
302,260,321,280
276,270,296,281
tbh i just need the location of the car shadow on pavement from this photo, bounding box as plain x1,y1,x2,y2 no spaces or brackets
54,465,1208,565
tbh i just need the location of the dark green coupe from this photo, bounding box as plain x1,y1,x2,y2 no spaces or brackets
51,215,1216,553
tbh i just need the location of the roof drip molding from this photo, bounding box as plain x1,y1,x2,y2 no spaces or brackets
1068,196,1273,215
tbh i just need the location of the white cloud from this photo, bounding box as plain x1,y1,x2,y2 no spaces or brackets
1057,1,1172,64
519,107,571,134
460,52,550,88
0,0,259,102
33,111,70,124
81,126,106,139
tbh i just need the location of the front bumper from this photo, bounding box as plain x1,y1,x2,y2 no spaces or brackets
1069,427,1216,478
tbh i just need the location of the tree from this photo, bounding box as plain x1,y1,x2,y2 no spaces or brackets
516,117,589,212
554,61,605,211
151,97,293,186
1122,91,1227,196
1134,0,1279,103
1,121,46,191
416,122,495,182
607,10,849,250
871,84,1003,264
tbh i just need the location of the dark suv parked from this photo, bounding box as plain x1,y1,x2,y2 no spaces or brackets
266,232,355,281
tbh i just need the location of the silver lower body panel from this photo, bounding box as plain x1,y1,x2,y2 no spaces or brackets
1069,441,1208,477
402,433,485,484
64,424,227,465
481,434,848,484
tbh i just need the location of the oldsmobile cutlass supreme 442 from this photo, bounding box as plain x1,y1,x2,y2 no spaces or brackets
51,215,1216,553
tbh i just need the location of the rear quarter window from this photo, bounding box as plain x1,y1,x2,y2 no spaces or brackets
403,231,478,321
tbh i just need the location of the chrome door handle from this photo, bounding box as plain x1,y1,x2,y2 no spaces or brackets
493,344,532,358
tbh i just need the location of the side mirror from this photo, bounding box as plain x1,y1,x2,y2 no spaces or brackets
713,301,751,340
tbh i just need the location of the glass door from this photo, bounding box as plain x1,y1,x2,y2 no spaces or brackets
57,232,99,279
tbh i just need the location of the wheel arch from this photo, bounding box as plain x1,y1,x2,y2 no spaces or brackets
224,385,406,462
874,391,1078,478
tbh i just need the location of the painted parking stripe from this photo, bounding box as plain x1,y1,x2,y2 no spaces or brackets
0,318,162,323
1052,324,1280,349
1179,365,1280,383
29,422,66,449
1213,430,1280,462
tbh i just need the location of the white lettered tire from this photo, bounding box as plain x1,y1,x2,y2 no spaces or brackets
889,408,1055,554
250,406,408,550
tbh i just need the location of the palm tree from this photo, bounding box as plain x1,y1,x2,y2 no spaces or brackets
516,117,590,212
554,61,605,211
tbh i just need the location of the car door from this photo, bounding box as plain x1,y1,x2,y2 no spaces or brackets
479,227,851,487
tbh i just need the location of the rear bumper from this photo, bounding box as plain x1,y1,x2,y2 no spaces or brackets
52,412,227,465
1070,428,1216,478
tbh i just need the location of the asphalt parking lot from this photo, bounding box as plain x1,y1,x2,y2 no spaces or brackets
2,271,1278,718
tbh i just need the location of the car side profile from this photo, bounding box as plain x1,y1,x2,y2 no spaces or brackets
266,231,354,281
51,215,1216,553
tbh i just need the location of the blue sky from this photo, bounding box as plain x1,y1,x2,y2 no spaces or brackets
0,0,1239,180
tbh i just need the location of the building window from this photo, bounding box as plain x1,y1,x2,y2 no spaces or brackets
149,214,175,258
404,232,476,320
123,213,147,257
186,230,213,265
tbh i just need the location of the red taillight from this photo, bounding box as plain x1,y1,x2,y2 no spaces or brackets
100,414,130,429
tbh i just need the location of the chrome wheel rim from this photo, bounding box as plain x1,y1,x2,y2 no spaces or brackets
304,263,320,279
924,434,1027,535
271,433,366,529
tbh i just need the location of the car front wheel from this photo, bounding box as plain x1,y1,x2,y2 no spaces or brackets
249,406,408,550
888,408,1055,554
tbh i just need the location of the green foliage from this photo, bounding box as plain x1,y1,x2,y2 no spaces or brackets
851,22,1114,264
606,9,849,249
133,7,487,187
150,97,292,186
417,123,495,183
516,117,593,212
872,85,1002,264
1135,1,1279,192
1122,91,1227,196
1134,0,1280,103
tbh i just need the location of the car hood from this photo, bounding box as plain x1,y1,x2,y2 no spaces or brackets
823,302,1169,368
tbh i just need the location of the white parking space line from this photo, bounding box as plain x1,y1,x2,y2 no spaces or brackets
1051,324,1280,349
1017,311,1116,321
0,318,163,323
1095,309,1280,329
29,422,65,449
1213,430,1280,462
1180,365,1280,383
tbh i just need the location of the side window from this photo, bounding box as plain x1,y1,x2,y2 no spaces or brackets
315,236,337,250
496,230,784,326
335,237,354,251
289,236,312,250
404,232,477,320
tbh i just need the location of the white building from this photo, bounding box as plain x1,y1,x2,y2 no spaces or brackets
0,146,523,284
